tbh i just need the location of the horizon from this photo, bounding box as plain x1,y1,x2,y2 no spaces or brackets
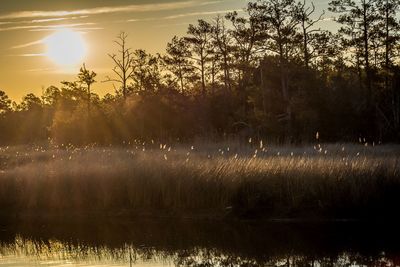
0,0,333,101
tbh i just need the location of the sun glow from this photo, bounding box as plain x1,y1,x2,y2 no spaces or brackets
44,28,87,66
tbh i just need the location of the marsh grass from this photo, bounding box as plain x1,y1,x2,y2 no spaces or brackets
1,235,397,267
0,142,399,219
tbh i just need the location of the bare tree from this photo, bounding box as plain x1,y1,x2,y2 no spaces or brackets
295,0,325,67
105,32,135,99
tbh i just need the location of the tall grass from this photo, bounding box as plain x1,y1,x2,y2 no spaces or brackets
0,142,399,219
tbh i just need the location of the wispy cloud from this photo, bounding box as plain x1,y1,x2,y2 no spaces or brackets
154,22,193,28
24,67,81,74
126,9,243,23
163,9,243,20
0,1,220,20
10,25,101,52
31,18,67,23
0,15,90,28
7,53,44,57
126,18,158,23
25,67,58,72
0,22,96,32
29,27,104,32
11,40,43,49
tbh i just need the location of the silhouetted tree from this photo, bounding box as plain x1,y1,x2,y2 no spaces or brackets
18,93,42,111
163,36,194,94
249,0,301,141
0,0,399,145
212,16,234,91
375,0,400,136
0,90,12,114
105,32,135,99
329,0,380,136
42,86,61,107
294,0,325,67
185,20,213,97
78,64,97,115
131,49,163,94
226,10,262,87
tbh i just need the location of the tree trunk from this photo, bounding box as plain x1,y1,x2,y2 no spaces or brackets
87,84,91,117
122,42,127,99
260,64,267,116
279,42,292,143
303,22,309,67
179,64,184,94
201,58,206,97
363,2,372,108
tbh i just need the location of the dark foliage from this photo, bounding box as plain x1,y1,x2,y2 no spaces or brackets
1,0,400,145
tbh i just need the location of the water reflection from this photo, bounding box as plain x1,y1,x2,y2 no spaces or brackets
0,218,399,266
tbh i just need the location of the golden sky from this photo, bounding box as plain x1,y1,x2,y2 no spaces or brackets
0,0,332,101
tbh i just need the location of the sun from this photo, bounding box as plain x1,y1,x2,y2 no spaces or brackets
44,28,87,66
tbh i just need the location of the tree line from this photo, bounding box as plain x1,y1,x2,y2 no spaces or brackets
0,0,399,145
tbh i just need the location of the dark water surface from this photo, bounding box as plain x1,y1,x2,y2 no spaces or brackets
0,218,399,266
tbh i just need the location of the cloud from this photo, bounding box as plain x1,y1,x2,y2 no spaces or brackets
0,22,97,32
163,9,243,20
25,67,58,73
31,18,67,23
9,25,102,56
29,27,104,32
11,40,43,49
0,1,221,20
0,15,90,28
7,53,44,57
154,22,193,28
22,67,80,75
126,9,243,23
126,18,157,23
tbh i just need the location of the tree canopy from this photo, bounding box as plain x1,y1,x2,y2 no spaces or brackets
1,0,399,145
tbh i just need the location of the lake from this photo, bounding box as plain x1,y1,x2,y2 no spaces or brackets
1,218,399,266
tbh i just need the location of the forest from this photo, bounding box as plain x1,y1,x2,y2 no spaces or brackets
0,0,399,145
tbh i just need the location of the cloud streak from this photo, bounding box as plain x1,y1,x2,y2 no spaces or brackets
29,27,104,32
11,40,43,49
0,1,220,20
0,15,89,28
163,9,243,20
0,22,97,32
31,18,67,23
25,67,58,73
126,9,243,23
6,53,44,57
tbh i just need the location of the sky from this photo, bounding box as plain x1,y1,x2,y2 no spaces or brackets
0,0,333,101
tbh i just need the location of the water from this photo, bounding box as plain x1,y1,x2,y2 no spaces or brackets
1,218,399,266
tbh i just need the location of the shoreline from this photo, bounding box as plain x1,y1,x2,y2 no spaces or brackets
1,210,398,224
